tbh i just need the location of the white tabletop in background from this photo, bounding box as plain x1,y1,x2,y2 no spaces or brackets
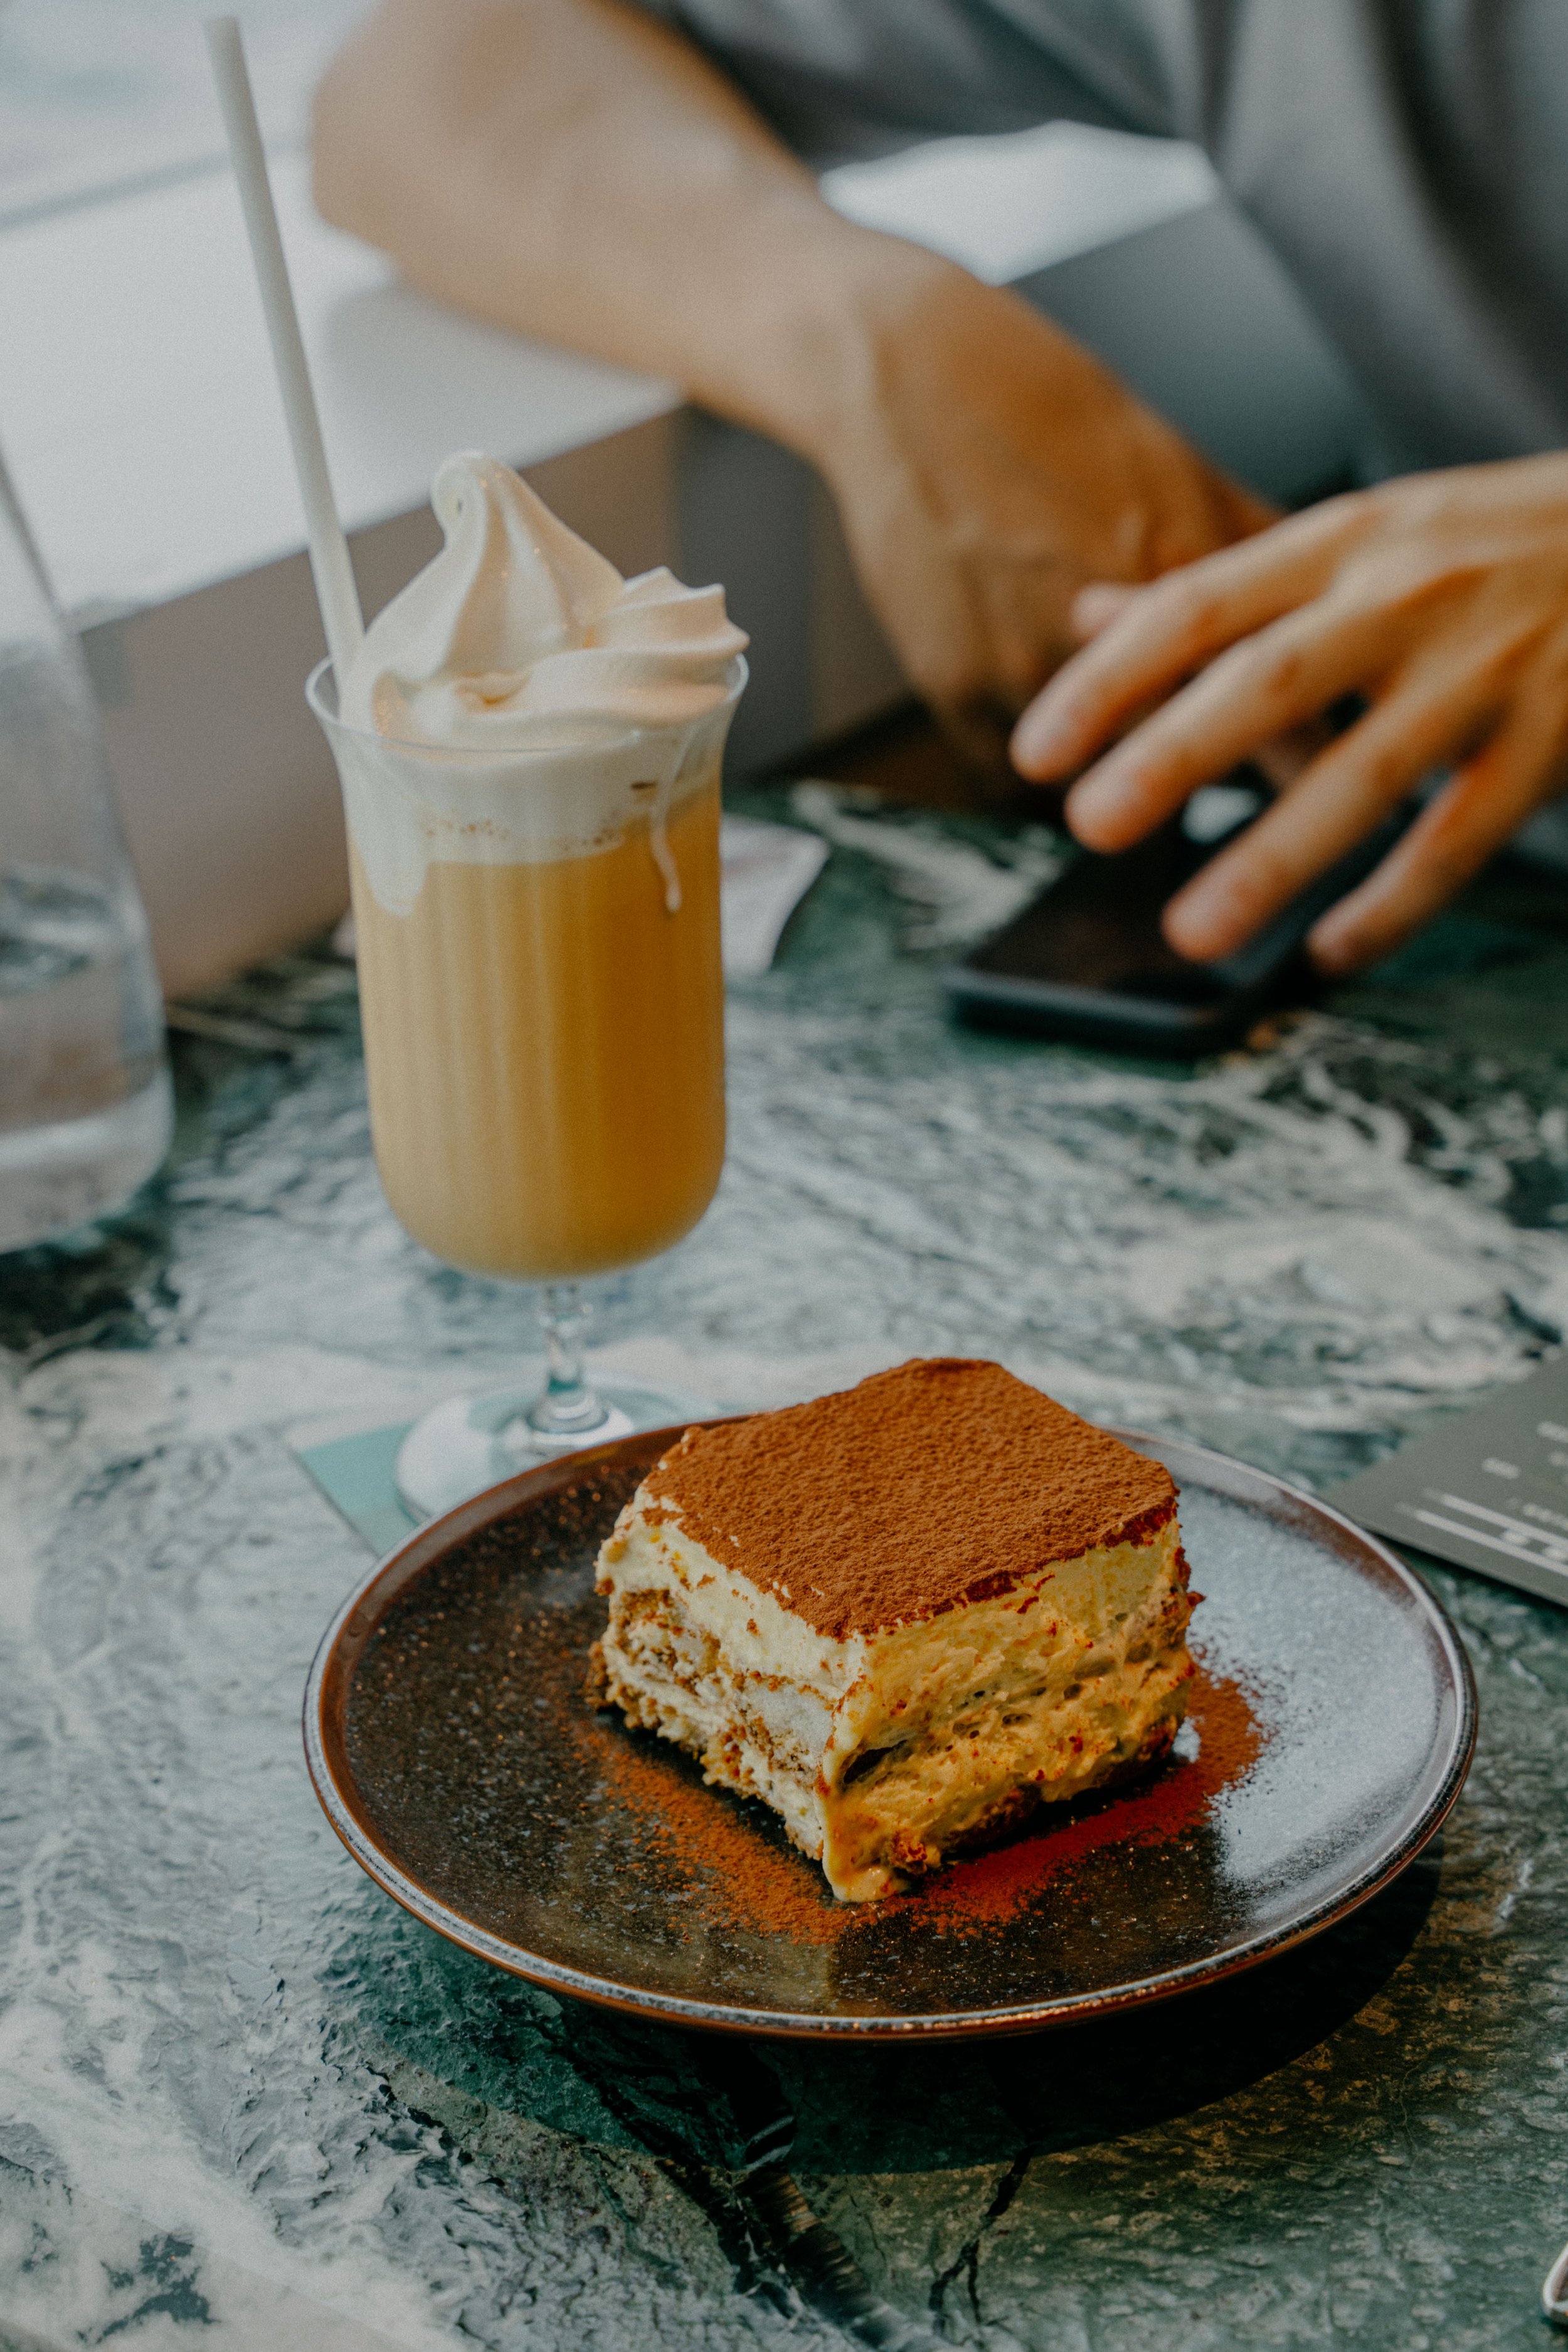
0,125,1215,625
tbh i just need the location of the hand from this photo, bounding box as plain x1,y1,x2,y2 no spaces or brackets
1010,454,1568,972
810,257,1274,760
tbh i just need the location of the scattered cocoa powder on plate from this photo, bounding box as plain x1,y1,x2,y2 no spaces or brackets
900,1660,1268,1936
575,1656,1266,1945
573,1705,850,1945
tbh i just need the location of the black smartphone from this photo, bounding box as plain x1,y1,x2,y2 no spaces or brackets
943,776,1416,1054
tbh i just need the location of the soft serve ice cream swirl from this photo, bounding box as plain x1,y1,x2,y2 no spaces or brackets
328,454,746,914
340,452,747,746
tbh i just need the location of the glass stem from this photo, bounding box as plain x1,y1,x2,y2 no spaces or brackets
526,1282,608,1435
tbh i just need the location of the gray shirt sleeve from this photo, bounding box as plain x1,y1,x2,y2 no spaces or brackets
630,0,1188,164
625,0,1568,469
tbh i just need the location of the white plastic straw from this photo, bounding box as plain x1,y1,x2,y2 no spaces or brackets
204,15,364,682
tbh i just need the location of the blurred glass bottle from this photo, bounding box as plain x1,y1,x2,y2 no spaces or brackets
0,448,171,1251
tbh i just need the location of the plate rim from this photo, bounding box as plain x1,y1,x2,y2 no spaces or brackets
302,1420,1478,2042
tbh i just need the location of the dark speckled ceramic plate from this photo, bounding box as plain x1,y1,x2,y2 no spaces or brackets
303,1424,1475,2041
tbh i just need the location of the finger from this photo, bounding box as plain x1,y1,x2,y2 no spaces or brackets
1062,595,1391,854
1308,664,1568,974
1011,497,1365,778
1160,665,1498,962
1069,583,1138,641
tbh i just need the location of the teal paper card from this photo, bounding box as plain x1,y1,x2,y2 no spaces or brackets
295,1422,419,1555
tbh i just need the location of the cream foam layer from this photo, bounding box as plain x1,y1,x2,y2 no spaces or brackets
328,710,734,916
329,453,746,914
595,1490,1191,1900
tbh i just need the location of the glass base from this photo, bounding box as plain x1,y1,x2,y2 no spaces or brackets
395,1375,721,1520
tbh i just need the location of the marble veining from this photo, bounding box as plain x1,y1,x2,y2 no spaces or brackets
3,783,1568,2347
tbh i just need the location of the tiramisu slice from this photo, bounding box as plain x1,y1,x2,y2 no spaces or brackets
591,1359,1195,1901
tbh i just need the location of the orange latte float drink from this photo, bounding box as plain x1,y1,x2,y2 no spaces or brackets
312,453,744,1300
346,779,724,1279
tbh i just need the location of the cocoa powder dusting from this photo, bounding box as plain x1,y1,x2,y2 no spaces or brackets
643,1358,1176,1636
575,1659,1264,1945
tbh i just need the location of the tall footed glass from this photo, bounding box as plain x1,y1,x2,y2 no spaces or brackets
310,657,743,1518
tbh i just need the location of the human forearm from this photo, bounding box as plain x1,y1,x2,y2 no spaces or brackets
315,0,1270,739
312,0,920,462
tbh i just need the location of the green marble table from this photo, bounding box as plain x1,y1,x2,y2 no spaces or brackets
5,750,1568,2351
